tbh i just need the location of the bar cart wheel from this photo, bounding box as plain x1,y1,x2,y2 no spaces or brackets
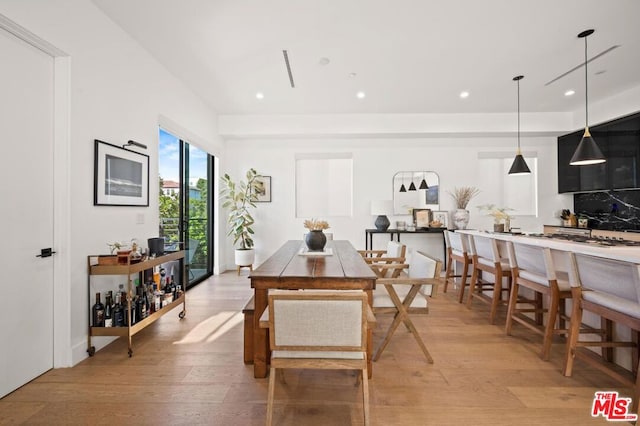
179,310,186,319
87,346,95,357
128,348,133,357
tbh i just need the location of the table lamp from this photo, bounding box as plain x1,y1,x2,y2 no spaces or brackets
370,200,393,231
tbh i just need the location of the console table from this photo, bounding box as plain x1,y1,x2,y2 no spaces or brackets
365,228,447,266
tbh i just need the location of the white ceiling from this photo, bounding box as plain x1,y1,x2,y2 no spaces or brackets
93,0,640,116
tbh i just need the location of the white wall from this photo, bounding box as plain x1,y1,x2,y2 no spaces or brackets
0,0,222,366
221,135,571,270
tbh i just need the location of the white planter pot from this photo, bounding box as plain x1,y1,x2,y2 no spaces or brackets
235,248,255,266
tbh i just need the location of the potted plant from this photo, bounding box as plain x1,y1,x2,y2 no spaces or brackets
449,186,480,230
220,168,261,268
478,204,514,232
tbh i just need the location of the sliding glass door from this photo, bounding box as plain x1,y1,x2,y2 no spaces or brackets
159,128,213,288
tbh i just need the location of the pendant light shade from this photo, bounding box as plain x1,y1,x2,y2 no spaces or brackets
408,181,417,191
419,172,429,190
570,29,606,166
508,75,531,175
399,173,407,192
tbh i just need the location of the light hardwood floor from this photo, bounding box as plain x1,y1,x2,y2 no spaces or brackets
0,272,628,425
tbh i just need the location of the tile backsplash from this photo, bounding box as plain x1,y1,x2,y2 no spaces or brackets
574,190,640,230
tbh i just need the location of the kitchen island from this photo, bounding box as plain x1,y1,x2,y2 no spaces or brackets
457,229,640,264
456,228,639,373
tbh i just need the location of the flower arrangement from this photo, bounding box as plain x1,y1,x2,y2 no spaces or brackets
477,204,514,224
449,186,480,210
304,219,330,231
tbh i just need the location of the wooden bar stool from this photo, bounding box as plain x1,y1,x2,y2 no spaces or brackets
444,230,473,303
466,233,511,324
505,241,572,360
564,252,640,419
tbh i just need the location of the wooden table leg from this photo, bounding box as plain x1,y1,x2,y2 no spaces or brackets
365,289,373,378
253,288,269,378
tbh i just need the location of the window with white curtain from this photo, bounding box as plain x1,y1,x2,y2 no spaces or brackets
295,153,353,218
477,152,538,216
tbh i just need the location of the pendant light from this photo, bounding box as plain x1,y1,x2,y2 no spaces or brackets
508,75,531,175
570,29,606,166
419,172,429,189
408,177,417,191
399,173,407,192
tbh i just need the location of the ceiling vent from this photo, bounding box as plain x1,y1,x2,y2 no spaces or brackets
544,45,620,86
282,50,295,88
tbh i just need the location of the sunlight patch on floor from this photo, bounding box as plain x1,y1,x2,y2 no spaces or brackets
173,311,243,345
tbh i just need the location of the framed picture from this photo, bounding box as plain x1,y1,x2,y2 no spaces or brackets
94,140,149,206
412,208,432,229
432,210,449,228
255,175,271,202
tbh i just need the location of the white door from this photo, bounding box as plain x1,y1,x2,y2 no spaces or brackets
0,27,55,397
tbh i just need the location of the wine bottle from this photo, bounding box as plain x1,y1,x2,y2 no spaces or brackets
92,292,105,327
170,276,178,300
160,266,166,291
134,286,141,322
142,282,150,318
104,294,113,327
114,293,125,327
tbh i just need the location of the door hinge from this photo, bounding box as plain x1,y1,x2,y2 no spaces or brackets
36,248,56,258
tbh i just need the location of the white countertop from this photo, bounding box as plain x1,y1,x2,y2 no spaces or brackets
456,229,640,264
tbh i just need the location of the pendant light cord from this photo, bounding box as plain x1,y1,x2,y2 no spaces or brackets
584,35,589,128
517,78,521,150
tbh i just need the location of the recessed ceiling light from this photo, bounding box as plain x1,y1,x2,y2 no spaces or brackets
564,89,575,97
319,57,330,66
459,91,469,99
255,92,264,100
595,70,607,75
349,72,357,78
356,91,366,99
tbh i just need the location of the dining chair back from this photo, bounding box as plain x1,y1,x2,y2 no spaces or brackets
262,290,372,425
360,241,407,278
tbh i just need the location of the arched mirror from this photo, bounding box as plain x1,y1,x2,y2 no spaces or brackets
393,171,440,215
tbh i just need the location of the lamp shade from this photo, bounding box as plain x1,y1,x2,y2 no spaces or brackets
570,130,606,165
508,153,531,175
370,200,393,216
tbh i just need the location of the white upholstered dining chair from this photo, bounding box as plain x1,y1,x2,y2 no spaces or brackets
261,290,374,426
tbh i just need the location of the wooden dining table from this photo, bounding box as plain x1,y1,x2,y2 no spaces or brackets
248,239,378,378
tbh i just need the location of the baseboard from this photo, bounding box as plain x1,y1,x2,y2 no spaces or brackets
71,336,117,366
